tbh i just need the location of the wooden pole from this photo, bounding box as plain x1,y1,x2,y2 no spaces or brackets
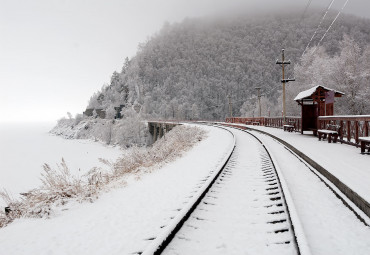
276,49,294,125
282,50,286,123
228,95,233,118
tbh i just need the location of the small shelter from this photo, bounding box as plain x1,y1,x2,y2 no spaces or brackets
294,85,344,134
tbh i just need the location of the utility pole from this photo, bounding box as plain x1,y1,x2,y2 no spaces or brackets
228,95,233,118
276,49,295,124
255,87,262,117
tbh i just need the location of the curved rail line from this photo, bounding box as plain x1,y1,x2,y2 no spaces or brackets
141,124,304,255
232,124,370,226
140,126,236,255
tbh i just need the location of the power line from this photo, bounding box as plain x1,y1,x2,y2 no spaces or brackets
201,85,279,113
312,0,350,54
301,0,336,57
301,0,314,21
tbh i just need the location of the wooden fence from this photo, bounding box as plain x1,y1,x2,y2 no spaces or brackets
265,117,301,132
225,117,266,125
318,115,370,146
226,116,301,132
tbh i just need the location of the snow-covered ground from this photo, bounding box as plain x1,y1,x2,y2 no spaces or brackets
0,125,233,255
1,122,368,254
0,122,122,207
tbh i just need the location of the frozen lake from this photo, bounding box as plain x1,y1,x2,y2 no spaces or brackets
0,122,122,206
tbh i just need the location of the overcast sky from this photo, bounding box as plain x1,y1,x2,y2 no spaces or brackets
0,0,368,123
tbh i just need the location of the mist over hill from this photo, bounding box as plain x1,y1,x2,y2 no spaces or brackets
87,10,370,120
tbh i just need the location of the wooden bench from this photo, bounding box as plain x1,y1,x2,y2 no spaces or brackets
283,121,295,132
359,137,370,154
317,123,341,143
252,121,260,126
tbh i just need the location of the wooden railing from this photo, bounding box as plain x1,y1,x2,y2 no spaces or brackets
225,115,370,147
318,115,370,146
265,117,301,132
226,117,265,126
225,117,266,125
226,116,301,132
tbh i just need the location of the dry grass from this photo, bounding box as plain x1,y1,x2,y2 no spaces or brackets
0,125,206,228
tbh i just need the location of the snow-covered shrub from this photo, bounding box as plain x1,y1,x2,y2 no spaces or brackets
112,125,206,177
74,114,84,125
0,125,206,228
50,110,148,147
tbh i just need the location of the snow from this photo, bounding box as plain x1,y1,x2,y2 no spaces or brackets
293,85,344,101
0,122,122,207
0,125,234,255
319,115,370,118
248,129,370,255
239,125,370,204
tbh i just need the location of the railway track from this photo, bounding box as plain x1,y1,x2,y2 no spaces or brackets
138,123,370,255
140,125,305,255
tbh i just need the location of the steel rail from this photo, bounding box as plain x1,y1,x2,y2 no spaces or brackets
226,125,306,255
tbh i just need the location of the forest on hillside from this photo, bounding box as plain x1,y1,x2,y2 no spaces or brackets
87,9,370,120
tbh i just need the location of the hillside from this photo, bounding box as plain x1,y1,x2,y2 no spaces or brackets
87,10,370,119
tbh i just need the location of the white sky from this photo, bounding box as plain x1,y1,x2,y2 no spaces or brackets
0,0,368,123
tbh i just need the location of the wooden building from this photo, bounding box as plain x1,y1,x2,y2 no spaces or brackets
294,85,344,134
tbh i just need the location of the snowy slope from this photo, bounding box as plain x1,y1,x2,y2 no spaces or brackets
0,125,233,255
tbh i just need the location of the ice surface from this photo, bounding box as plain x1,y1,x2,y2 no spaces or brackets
0,122,122,207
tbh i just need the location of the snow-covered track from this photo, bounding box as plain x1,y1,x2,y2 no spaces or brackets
142,125,303,255
140,126,236,255
237,124,370,226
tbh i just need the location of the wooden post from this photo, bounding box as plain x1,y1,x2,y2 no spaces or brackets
347,120,351,142
301,99,304,134
228,95,233,118
153,124,157,142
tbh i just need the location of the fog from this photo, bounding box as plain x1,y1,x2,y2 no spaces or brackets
0,0,368,122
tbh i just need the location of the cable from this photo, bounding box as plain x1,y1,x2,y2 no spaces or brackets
311,0,350,54
202,85,279,112
301,0,336,57
301,0,313,21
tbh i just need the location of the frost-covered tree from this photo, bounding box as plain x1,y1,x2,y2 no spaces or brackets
331,35,370,114
85,11,370,119
105,105,116,119
294,35,370,115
